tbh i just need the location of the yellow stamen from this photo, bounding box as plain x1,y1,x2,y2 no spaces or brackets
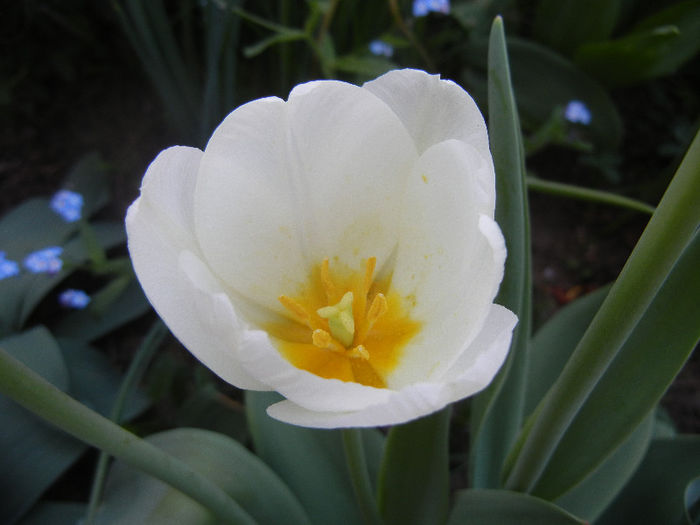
312,329,346,354
320,258,336,302
267,257,421,388
363,256,377,294
278,295,313,329
349,345,370,360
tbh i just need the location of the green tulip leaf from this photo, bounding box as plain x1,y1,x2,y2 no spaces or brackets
504,130,700,493
597,436,700,525
378,408,450,525
0,327,84,524
529,231,700,500
246,391,383,525
470,16,531,489
575,0,700,87
524,286,609,415
17,502,86,525
533,0,623,55
446,489,585,525
94,428,310,525
553,412,654,521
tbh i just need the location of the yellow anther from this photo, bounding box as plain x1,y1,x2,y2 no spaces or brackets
278,295,313,329
317,291,355,347
356,293,388,344
363,257,377,294
312,329,346,353
349,345,370,360
320,258,336,302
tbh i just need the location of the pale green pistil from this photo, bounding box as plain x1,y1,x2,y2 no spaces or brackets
317,291,355,347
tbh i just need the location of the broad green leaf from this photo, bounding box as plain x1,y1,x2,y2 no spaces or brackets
246,391,383,525
470,16,531,489
524,286,609,415
378,409,450,525
0,327,84,524
177,382,248,443
17,502,86,525
50,279,150,341
446,489,585,525
686,477,700,525
94,428,310,525
530,231,700,500
597,437,700,525
553,412,654,522
58,337,149,421
504,130,700,492
575,0,700,87
533,0,623,55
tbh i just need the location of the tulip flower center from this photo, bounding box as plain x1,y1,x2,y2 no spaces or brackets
270,257,420,388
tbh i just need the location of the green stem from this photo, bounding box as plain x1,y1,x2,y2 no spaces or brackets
0,346,255,525
84,320,167,524
387,0,436,71
527,176,655,215
342,429,384,525
505,129,700,492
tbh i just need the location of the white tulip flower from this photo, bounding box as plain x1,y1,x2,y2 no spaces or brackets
126,69,517,428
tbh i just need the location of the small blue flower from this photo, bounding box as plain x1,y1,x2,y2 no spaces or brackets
564,100,592,125
24,246,64,274
58,289,91,309
0,251,20,280
413,0,450,17
369,40,394,58
50,189,84,222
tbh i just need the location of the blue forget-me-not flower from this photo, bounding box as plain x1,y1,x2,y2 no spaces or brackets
369,40,394,57
413,0,450,17
564,100,592,125
59,289,91,309
24,246,64,274
0,251,20,280
51,190,84,222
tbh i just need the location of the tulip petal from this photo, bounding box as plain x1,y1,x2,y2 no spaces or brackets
389,140,506,386
363,69,490,157
126,147,266,390
266,305,516,428
194,83,416,315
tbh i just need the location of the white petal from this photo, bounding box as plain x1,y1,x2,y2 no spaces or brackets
266,305,517,428
388,140,506,386
193,82,417,315
363,69,490,156
126,147,264,390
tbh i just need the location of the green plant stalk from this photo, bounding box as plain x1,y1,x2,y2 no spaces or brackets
527,176,655,215
342,429,384,525
0,346,256,525
84,320,168,523
387,0,436,71
505,129,700,492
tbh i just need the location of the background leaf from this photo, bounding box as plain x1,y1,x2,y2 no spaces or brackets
378,409,450,525
246,391,383,525
533,0,623,55
597,436,700,525
94,428,311,525
446,489,585,525
575,0,700,87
